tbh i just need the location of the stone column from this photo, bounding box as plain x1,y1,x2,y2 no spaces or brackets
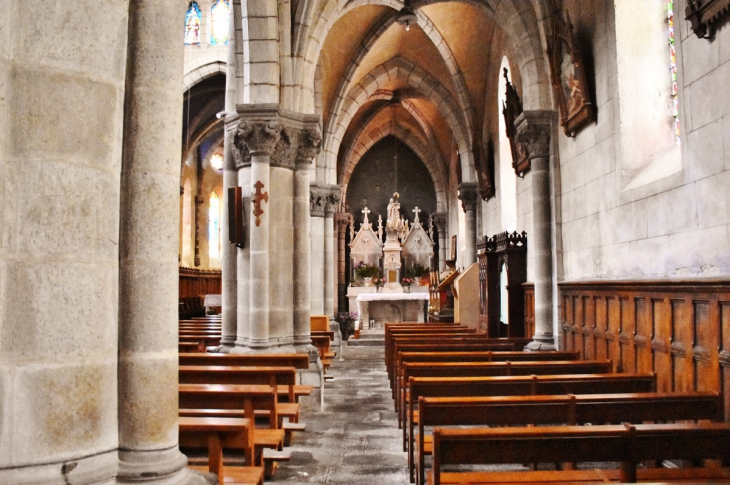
323,193,340,317
432,212,448,271
458,183,478,267
335,213,353,312
310,188,326,315
118,1,207,482
231,117,281,350
515,110,556,351
219,17,239,352
293,130,322,351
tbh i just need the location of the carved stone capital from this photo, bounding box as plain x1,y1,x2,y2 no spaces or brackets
296,129,322,165
336,212,353,232
237,120,281,156
270,127,298,169
515,110,553,161
431,212,448,233
458,183,478,213
325,193,341,216
310,184,340,218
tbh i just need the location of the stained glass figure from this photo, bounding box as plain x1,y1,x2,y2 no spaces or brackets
184,2,202,45
211,0,231,46
668,0,680,144
209,192,221,258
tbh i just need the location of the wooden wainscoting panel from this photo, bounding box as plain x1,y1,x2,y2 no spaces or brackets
559,279,730,421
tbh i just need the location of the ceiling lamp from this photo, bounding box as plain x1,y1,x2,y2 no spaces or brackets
396,1,417,31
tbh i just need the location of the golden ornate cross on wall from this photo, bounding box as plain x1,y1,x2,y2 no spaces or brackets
253,180,268,227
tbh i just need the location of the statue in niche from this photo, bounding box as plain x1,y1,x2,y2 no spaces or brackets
386,192,401,229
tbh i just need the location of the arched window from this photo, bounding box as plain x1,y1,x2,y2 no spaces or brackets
498,57,517,233
184,2,202,45
209,192,221,259
615,0,682,189
210,0,231,46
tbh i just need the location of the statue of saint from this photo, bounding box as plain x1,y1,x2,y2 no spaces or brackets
386,193,401,228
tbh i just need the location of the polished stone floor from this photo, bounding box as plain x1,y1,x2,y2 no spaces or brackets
272,336,409,484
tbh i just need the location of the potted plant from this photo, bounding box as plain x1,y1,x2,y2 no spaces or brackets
407,263,431,286
354,262,380,286
335,311,358,340
400,277,413,293
373,277,386,292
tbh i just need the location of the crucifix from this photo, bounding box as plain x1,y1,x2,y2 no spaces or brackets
252,180,268,227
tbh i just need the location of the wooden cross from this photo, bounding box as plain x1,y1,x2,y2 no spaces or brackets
412,206,421,223
253,180,268,227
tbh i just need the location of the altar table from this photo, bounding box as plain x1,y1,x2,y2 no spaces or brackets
355,292,429,328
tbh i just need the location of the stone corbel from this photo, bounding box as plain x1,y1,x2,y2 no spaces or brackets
514,111,553,161
458,183,478,213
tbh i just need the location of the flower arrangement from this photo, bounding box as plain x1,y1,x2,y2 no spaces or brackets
355,262,380,279
406,263,430,279
335,311,358,340
373,277,387,287
400,277,414,286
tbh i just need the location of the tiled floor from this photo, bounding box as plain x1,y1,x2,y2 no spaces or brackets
272,340,409,484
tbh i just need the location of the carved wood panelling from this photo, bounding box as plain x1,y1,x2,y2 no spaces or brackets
179,266,222,298
560,279,730,421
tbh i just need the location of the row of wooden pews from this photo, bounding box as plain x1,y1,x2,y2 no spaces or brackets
383,321,730,485
176,314,324,484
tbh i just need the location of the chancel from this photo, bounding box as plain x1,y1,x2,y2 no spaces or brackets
2,0,730,484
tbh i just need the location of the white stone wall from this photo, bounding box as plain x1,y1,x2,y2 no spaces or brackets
559,0,730,280
0,0,128,478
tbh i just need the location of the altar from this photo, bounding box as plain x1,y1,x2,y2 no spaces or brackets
351,290,429,328
346,192,435,329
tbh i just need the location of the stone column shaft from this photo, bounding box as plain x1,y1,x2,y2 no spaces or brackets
433,212,448,272
118,1,206,482
293,129,321,349
220,15,238,352
458,184,478,267
323,195,339,317
516,110,556,351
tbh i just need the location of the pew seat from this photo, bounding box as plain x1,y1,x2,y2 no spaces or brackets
427,423,730,485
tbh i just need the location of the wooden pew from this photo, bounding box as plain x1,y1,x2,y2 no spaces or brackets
179,365,310,445
180,335,221,348
310,334,334,371
393,350,580,399
179,416,263,485
180,341,206,353
179,353,310,370
415,391,723,484
385,326,474,377
397,360,613,429
404,373,657,454
428,423,730,485
179,384,289,479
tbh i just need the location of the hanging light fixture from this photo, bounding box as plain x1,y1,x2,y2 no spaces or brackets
396,0,417,31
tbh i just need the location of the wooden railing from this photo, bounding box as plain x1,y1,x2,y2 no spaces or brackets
179,266,221,298
559,278,730,421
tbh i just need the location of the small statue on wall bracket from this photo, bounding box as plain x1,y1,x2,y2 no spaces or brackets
502,68,529,177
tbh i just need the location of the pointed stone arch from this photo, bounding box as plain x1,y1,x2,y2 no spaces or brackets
322,56,474,185
340,121,448,213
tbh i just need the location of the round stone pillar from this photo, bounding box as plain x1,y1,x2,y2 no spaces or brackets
310,189,326,315
323,194,340,317
234,119,281,349
118,1,208,482
293,130,322,350
432,212,448,271
458,183,478,266
516,110,556,351
219,20,239,352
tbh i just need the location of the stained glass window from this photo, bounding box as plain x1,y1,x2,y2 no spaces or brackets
211,0,231,46
209,192,221,259
210,153,224,171
668,0,680,145
184,2,202,45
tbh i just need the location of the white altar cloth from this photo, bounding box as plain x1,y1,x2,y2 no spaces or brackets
355,292,429,328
